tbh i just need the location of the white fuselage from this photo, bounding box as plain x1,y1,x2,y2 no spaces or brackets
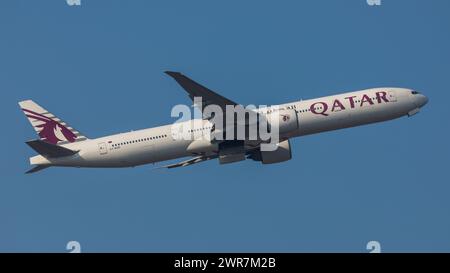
29,87,428,168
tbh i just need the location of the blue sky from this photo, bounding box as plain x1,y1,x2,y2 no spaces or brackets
0,0,449,252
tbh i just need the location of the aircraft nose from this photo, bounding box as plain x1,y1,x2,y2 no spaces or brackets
416,94,429,108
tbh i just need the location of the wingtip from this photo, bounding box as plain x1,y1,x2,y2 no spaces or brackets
165,71,181,77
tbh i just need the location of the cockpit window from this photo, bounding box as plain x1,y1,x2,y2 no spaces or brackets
411,91,419,95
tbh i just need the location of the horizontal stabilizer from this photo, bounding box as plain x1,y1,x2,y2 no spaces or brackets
26,165,50,174
26,139,78,158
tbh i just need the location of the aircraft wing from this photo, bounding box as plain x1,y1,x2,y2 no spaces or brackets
165,71,263,166
165,71,238,111
165,70,258,138
156,154,219,169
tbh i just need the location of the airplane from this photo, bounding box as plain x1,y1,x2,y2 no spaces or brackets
19,71,428,173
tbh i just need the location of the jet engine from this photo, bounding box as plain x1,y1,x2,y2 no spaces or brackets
248,139,292,164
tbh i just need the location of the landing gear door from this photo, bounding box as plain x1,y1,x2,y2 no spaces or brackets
98,142,108,155
388,91,397,102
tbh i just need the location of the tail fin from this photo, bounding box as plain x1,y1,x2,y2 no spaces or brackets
18,100,88,145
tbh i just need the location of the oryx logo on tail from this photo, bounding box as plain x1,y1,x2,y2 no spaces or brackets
19,100,88,145
22,108,76,144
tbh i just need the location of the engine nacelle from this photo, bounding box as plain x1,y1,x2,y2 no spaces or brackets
218,141,246,164
260,139,292,164
265,109,299,137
